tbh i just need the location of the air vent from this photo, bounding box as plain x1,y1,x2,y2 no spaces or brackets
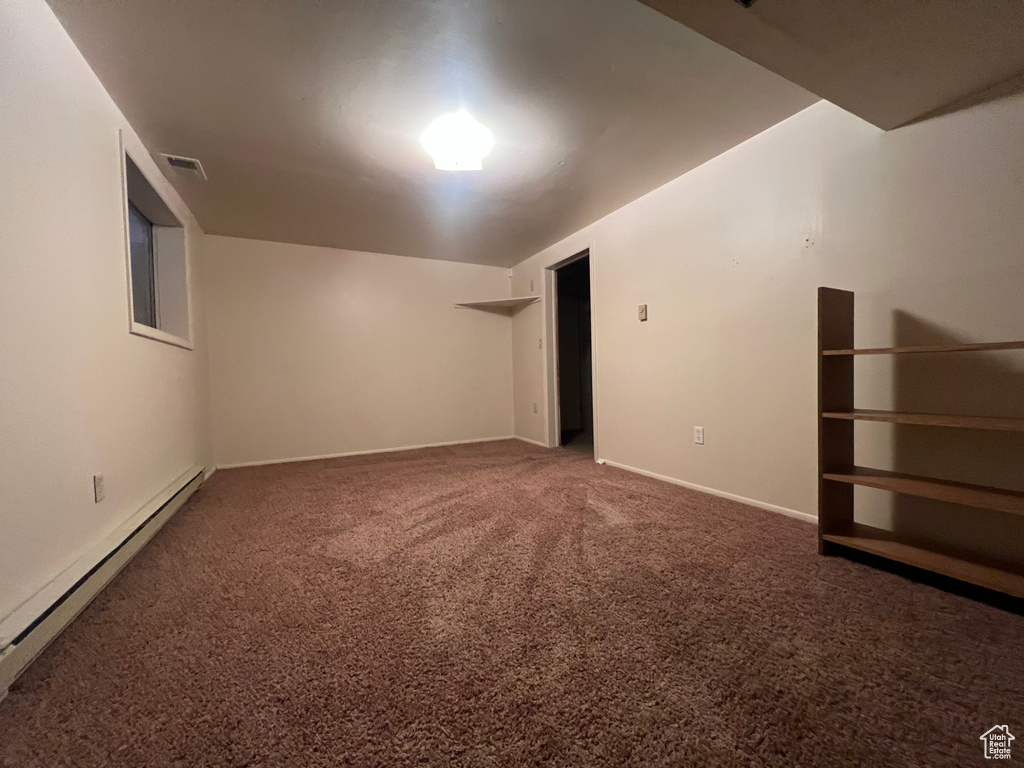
160,153,207,181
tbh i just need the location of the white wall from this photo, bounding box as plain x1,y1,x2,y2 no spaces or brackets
204,236,514,467
0,0,212,642
512,97,1024,563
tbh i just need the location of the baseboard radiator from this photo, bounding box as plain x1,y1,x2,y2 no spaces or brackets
0,468,205,697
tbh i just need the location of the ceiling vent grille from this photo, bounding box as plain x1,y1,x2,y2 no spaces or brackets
160,153,207,181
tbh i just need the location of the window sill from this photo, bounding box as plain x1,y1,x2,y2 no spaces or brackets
129,321,193,350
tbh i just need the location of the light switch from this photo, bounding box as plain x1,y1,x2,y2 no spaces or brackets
638,304,648,322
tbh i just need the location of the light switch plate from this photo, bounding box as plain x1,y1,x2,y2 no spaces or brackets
638,304,648,322
694,427,704,445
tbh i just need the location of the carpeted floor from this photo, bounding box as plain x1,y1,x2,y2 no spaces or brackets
2,439,1022,767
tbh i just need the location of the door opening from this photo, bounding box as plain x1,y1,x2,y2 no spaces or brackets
555,255,593,455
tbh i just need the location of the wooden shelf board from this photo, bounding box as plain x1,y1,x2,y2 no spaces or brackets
822,409,1024,432
822,340,1024,356
454,296,539,311
822,466,1024,516
822,523,1024,598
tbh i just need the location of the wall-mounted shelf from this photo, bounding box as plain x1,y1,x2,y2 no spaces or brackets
454,297,539,313
818,287,1024,599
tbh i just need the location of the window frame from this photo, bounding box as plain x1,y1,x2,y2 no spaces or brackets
126,199,158,329
119,131,194,350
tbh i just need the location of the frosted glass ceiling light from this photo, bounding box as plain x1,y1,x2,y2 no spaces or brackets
421,110,494,171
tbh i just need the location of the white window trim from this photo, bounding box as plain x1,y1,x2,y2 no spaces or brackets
119,131,194,351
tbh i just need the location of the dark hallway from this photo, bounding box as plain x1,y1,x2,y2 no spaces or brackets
556,255,593,453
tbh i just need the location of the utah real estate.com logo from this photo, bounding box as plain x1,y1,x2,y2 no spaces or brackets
980,725,1015,760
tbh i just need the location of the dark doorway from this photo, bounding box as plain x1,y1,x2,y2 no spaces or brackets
555,254,593,454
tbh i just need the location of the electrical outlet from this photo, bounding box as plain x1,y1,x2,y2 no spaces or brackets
638,304,648,322
93,474,105,502
533,403,538,414
538,338,543,350
694,427,704,445
530,279,535,292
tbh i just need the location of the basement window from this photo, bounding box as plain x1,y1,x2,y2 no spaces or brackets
122,141,192,349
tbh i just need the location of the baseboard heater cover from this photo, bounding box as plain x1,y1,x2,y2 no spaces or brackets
0,468,205,695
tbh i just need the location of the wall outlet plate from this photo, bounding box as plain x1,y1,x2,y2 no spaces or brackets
93,474,105,502
638,304,648,322
694,427,704,445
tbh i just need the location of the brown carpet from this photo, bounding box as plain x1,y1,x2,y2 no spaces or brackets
2,439,1022,767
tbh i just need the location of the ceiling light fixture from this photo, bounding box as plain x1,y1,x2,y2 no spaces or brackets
421,110,494,171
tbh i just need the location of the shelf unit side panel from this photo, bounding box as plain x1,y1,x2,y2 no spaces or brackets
818,288,856,547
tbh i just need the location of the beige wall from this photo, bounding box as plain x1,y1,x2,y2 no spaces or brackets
204,236,514,467
512,98,1024,563
0,0,212,642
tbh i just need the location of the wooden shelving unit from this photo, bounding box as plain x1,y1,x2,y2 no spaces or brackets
817,287,1024,598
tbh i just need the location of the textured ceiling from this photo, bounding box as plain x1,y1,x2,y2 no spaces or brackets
48,0,815,267
641,0,1024,131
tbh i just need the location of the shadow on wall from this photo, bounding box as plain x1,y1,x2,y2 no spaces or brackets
887,311,1024,567
457,305,512,316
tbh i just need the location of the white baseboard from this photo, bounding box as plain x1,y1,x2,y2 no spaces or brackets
0,467,205,694
599,459,816,525
216,436,518,470
204,466,217,482
514,435,549,448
